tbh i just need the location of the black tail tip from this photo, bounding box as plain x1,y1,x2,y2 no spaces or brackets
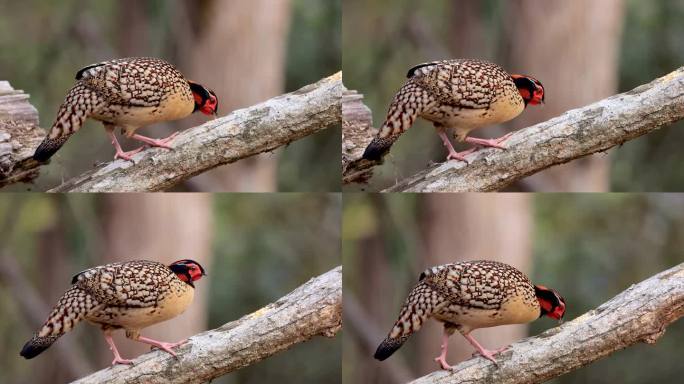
362,138,392,161
20,335,58,359
33,136,68,162
374,338,403,361
20,341,47,359
32,146,57,163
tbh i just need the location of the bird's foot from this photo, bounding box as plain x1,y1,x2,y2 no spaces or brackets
138,336,187,357
446,148,475,163
113,147,144,162
111,357,135,366
434,354,453,370
465,132,514,150
471,347,504,365
131,132,179,149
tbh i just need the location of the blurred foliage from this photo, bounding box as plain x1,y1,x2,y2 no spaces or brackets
0,0,341,192
0,193,341,383
343,193,684,383
280,0,342,192
343,0,684,191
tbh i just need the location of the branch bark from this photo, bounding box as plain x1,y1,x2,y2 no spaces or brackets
0,81,43,187
70,266,342,384
343,66,684,191
408,262,684,384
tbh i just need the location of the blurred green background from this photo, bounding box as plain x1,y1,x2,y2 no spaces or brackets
0,0,341,192
0,193,341,383
343,0,684,192
343,193,684,383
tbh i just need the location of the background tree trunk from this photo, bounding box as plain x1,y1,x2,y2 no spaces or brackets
418,194,532,372
505,0,625,191
99,194,213,364
182,0,292,191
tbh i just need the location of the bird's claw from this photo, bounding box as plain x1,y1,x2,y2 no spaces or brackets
113,147,143,162
465,132,514,150
111,358,135,366
434,355,452,370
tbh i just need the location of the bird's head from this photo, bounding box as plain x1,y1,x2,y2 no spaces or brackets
169,259,206,287
188,81,219,116
535,285,566,323
511,74,545,106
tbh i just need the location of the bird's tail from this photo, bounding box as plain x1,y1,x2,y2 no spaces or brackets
33,83,99,162
362,81,428,161
374,282,438,360
20,286,96,359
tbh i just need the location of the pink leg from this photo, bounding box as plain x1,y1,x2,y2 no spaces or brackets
437,130,471,162
462,332,505,364
135,335,187,357
130,132,179,149
103,331,134,365
107,130,143,161
434,330,452,370
464,132,514,150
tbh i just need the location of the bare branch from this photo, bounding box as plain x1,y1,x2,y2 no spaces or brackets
0,81,44,187
70,266,342,384
343,67,684,191
408,262,684,384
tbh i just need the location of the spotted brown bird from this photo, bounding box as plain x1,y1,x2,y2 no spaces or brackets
362,59,544,162
33,57,218,162
20,259,206,366
374,260,565,369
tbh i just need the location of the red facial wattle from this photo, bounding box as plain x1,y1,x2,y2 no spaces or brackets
188,264,205,281
200,96,218,116
530,89,544,105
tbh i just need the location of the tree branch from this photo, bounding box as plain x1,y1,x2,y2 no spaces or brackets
0,81,44,187
343,66,684,191
408,262,684,384
71,266,342,384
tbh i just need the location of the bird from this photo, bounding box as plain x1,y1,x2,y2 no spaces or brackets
32,57,218,162
362,59,544,162
20,259,206,366
374,260,565,370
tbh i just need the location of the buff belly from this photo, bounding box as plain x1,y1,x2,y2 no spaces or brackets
421,97,525,141
86,288,194,330
91,92,194,136
432,296,539,333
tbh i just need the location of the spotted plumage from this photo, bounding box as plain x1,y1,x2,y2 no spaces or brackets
375,260,565,369
33,57,218,162
363,59,544,162
20,259,206,366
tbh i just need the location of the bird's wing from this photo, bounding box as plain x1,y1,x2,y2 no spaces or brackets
408,59,504,110
74,57,181,107
71,260,172,308
424,261,511,310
